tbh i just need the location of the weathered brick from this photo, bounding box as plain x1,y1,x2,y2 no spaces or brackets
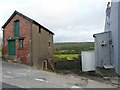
4,15,32,64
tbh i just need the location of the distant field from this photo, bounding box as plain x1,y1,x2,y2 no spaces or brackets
54,54,78,61
54,42,94,54
54,42,94,62
58,54,78,58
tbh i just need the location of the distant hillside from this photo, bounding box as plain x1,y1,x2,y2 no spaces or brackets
54,42,94,54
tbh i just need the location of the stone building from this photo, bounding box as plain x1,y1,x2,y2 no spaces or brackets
2,11,54,69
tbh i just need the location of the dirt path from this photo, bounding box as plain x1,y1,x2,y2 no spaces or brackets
57,70,120,88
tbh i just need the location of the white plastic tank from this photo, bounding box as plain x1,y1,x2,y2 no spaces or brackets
81,51,95,72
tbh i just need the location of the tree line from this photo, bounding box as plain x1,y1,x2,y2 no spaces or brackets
54,42,94,54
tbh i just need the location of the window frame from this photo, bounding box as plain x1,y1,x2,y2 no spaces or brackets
14,20,20,37
49,41,50,48
19,39,24,48
39,26,41,33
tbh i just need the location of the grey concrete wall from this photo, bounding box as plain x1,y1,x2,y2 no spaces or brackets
118,1,120,75
94,31,112,68
31,24,54,69
110,1,119,75
105,5,111,32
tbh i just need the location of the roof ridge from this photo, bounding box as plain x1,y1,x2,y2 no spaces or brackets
2,10,54,35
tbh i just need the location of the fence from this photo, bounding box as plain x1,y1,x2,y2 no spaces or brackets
53,59,81,70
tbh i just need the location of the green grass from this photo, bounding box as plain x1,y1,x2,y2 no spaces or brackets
59,54,78,58
54,54,78,61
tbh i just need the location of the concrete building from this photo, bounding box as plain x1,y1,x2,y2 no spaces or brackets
93,1,120,75
2,11,54,69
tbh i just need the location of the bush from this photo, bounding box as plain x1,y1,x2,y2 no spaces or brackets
2,47,4,54
78,53,81,60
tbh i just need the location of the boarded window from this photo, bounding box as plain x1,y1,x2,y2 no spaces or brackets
14,20,20,37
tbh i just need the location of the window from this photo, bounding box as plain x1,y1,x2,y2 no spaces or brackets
19,39,24,48
49,41,50,48
14,20,20,37
39,26,41,33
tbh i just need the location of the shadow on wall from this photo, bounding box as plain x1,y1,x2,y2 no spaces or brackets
53,59,81,70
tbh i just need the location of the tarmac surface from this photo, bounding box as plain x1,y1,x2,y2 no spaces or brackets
1,57,118,89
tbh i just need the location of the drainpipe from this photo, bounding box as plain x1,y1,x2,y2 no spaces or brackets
1,28,4,60
30,23,33,66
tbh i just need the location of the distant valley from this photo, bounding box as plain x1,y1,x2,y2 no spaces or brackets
54,42,94,54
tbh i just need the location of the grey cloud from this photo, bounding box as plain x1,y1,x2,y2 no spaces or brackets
0,0,108,42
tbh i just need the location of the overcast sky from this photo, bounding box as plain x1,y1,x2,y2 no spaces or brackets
0,0,110,42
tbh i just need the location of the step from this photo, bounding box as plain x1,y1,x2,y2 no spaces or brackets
103,64,114,69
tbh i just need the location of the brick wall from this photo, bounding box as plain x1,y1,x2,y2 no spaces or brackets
3,14,32,64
